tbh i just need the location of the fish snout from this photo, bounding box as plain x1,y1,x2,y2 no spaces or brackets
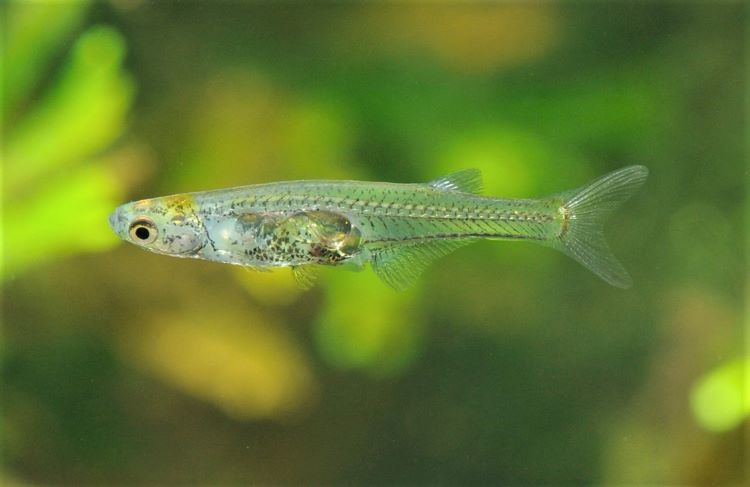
108,208,123,235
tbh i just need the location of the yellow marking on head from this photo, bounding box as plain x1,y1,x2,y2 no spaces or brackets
133,199,153,210
162,194,196,217
163,193,194,207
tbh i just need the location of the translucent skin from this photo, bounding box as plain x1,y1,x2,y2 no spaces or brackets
110,179,564,268
109,194,205,257
109,166,648,288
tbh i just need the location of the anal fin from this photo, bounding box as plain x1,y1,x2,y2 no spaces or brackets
370,238,475,290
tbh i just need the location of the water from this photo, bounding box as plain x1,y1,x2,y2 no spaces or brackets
2,2,745,484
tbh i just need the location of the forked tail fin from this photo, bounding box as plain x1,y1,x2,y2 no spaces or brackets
549,165,649,288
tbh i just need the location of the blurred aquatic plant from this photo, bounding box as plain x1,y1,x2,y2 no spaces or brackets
339,4,560,73
691,357,749,432
119,304,318,420
315,269,424,377
2,1,135,279
167,68,357,193
2,0,91,120
0,2,745,483
233,266,306,307
432,125,573,197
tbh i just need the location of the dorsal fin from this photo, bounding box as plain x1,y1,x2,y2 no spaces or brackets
370,239,476,290
428,169,483,194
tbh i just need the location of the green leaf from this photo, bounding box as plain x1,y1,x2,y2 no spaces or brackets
4,25,135,197
1,0,91,120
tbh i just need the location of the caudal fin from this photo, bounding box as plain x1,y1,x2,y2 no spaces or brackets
550,165,648,288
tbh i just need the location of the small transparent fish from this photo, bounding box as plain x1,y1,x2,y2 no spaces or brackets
109,166,648,289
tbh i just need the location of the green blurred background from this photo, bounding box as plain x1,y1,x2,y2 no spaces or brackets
1,1,746,484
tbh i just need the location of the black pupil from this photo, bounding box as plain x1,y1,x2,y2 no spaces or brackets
134,226,151,240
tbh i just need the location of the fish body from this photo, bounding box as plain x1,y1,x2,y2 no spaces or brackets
109,166,648,289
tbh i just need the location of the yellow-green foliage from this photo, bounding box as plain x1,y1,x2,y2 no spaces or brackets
3,1,135,278
691,357,750,432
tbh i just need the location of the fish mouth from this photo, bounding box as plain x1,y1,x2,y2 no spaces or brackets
108,208,121,234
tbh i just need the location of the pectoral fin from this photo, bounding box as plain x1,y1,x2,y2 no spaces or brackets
291,265,318,290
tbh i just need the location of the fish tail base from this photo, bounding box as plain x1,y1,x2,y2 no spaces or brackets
546,165,648,288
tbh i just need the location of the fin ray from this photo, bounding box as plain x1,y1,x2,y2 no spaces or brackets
428,169,483,194
291,265,318,289
548,165,648,288
370,238,476,290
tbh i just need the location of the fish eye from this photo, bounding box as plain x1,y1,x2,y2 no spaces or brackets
128,217,158,244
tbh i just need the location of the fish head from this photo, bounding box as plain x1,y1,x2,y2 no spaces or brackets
108,194,205,257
